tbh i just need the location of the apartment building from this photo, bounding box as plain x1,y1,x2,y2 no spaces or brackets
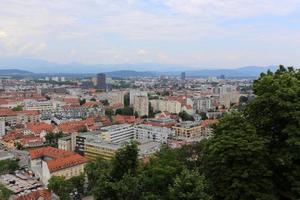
134,124,173,144
133,95,149,117
100,124,134,143
173,121,203,139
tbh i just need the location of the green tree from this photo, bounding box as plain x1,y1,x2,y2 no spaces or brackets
198,112,208,120
85,158,111,192
124,93,130,107
48,176,71,200
45,132,64,148
79,125,88,133
0,184,11,200
179,111,194,121
245,65,300,199
93,173,141,200
148,103,154,118
168,169,212,200
134,111,139,118
79,98,86,105
202,113,275,200
69,173,85,195
15,142,24,150
101,99,109,106
115,107,134,116
139,146,184,199
11,105,23,111
110,141,139,181
0,159,19,174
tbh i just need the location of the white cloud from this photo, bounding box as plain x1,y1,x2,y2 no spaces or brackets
0,0,299,67
163,0,300,17
137,49,149,56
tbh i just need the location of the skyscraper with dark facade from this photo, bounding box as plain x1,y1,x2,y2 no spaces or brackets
97,73,106,90
181,72,186,81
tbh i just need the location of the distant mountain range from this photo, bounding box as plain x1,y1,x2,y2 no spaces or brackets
0,69,33,75
0,57,279,77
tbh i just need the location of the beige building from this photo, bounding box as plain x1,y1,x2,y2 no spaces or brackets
173,121,203,139
29,146,87,185
58,136,72,151
133,95,149,117
150,99,181,114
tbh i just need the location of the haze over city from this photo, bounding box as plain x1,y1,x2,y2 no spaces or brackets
0,0,300,72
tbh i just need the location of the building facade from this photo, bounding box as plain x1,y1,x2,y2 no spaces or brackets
173,121,203,139
133,95,149,117
134,124,172,144
96,73,106,90
100,124,134,143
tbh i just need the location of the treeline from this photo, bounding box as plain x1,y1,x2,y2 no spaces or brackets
49,66,300,200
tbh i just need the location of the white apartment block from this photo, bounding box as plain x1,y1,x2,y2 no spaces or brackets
150,99,181,114
193,96,213,112
97,91,125,105
134,124,172,144
99,123,172,145
100,124,134,143
24,100,53,111
130,90,148,106
133,95,149,117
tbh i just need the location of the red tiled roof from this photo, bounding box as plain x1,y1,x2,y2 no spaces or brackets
2,130,23,142
47,153,87,172
201,119,219,127
63,98,79,104
0,108,16,116
114,115,136,124
84,101,100,107
29,146,75,160
58,118,95,133
29,146,87,173
185,105,193,109
107,103,124,110
14,189,51,200
21,136,44,145
26,122,54,134
18,110,39,115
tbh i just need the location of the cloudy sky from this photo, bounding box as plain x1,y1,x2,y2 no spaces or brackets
0,0,300,69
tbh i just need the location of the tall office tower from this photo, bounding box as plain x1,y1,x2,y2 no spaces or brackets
97,73,106,90
181,72,186,81
220,74,226,80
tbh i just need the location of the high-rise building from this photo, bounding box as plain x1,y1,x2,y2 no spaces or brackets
220,74,226,80
129,90,148,106
133,95,149,117
181,72,186,81
97,73,106,90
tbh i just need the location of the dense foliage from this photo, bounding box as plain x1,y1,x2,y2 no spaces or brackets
0,159,19,174
0,184,11,200
48,174,85,200
45,132,65,148
178,111,194,121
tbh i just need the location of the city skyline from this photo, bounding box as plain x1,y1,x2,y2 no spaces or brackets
0,0,300,70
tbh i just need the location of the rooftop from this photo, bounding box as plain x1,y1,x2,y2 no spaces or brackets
29,146,87,173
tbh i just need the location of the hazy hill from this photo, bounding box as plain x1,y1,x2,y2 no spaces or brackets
0,69,33,75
